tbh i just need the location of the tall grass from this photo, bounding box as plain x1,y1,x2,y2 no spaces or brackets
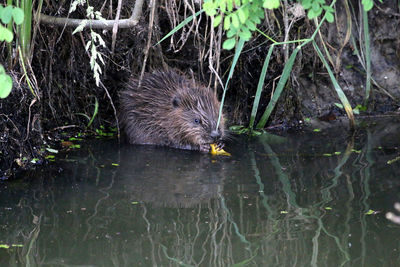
216,38,245,130
6,0,13,66
312,41,355,129
156,0,366,133
256,45,301,129
19,0,32,62
362,8,371,106
249,0,356,131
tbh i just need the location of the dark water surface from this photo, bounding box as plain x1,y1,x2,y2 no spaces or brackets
1,119,400,266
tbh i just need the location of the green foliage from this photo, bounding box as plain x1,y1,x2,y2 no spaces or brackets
301,0,335,22
362,0,383,11
204,0,337,50
204,0,268,50
0,4,24,98
19,0,32,62
70,0,106,86
0,65,13,98
204,0,380,50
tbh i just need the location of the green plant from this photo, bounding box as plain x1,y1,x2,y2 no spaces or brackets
204,0,378,50
0,4,24,98
19,0,33,62
158,0,380,133
70,0,106,86
204,0,382,132
203,0,337,50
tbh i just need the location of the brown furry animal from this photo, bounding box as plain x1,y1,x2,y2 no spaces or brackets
119,70,225,151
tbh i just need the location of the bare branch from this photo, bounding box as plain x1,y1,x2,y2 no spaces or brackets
38,0,144,30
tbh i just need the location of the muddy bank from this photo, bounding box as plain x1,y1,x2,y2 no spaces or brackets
1,1,400,178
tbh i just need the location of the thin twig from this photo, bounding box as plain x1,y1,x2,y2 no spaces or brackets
24,98,37,141
139,0,156,83
100,81,120,140
111,0,123,53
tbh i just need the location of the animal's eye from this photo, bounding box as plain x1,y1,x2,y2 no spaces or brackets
194,118,201,124
172,97,181,107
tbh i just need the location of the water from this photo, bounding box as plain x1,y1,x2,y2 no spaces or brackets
1,119,400,266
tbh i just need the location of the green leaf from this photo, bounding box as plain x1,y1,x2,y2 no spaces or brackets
263,0,280,9
301,0,312,9
72,20,88,35
239,27,252,41
213,15,222,27
0,27,14,42
334,103,344,109
325,11,334,23
224,15,231,31
0,74,13,98
227,28,237,38
229,125,246,131
307,8,322,19
1,5,13,24
202,1,213,13
237,8,247,24
312,2,321,12
245,20,256,31
231,13,240,29
156,10,204,46
323,5,335,12
227,0,233,11
46,148,59,153
255,8,265,19
362,0,374,11
365,209,375,215
252,16,261,25
12,7,24,25
223,38,236,50
220,1,226,13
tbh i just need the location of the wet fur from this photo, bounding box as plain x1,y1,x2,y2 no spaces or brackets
119,70,225,151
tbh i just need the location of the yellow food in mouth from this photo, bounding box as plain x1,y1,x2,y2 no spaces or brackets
210,143,231,156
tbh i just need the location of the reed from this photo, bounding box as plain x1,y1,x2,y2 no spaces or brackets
19,0,32,62
248,48,272,131
256,45,300,129
216,38,244,130
156,10,204,46
312,41,355,129
362,8,371,106
252,0,355,131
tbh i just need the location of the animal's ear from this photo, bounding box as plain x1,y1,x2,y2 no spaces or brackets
172,96,181,107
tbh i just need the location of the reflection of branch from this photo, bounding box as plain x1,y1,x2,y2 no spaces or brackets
386,203,400,224
38,0,144,29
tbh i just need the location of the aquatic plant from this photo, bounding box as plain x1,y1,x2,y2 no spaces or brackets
203,0,379,132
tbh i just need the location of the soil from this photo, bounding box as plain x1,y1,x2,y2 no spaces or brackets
1,0,399,178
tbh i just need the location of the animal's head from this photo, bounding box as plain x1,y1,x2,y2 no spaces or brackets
166,85,225,149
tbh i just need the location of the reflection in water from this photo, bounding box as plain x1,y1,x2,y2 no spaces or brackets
0,118,400,266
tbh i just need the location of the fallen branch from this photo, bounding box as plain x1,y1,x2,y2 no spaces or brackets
38,0,144,29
